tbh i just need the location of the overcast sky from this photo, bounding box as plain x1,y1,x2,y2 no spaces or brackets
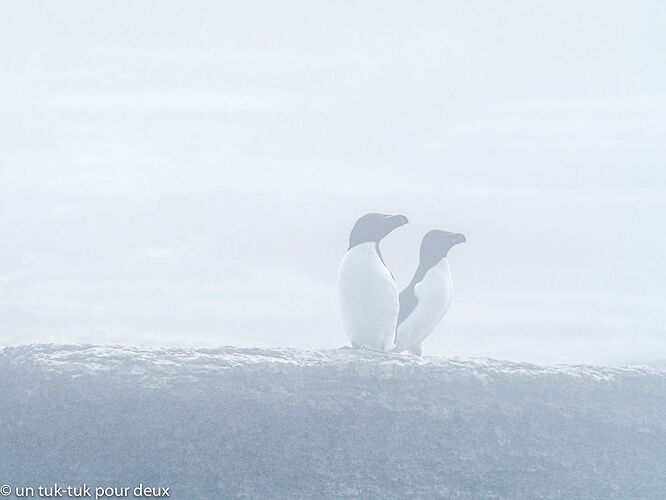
2,1,666,365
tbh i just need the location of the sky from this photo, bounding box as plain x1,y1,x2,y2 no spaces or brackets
1,1,666,365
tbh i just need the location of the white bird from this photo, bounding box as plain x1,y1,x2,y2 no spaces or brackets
337,213,409,351
394,230,466,356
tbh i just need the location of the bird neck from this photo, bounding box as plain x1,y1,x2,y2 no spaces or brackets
374,242,388,267
408,257,447,289
349,235,378,249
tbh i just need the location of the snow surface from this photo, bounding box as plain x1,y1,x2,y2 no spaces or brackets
0,344,664,498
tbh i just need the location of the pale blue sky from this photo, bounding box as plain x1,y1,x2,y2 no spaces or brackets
2,1,666,364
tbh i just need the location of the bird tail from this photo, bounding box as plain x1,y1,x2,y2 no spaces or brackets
392,342,423,356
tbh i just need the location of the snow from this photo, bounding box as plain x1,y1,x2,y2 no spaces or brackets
1,344,664,498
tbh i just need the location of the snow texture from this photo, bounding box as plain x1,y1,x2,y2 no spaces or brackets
1,344,664,499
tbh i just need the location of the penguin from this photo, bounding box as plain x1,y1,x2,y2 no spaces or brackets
393,230,466,356
337,213,409,351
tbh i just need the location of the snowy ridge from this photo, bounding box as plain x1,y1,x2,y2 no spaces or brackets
1,344,665,498
3,343,660,379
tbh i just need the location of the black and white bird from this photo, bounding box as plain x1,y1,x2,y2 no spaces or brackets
393,230,466,356
337,213,409,351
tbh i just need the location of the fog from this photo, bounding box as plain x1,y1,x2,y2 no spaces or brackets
2,1,666,364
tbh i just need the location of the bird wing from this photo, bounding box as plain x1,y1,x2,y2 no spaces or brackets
397,286,419,326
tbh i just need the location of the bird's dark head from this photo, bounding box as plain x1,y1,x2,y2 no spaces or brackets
419,229,466,267
348,213,409,249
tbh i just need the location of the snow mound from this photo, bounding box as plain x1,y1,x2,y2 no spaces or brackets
1,344,664,498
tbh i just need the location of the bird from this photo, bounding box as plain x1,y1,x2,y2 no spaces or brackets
393,230,466,356
337,212,409,351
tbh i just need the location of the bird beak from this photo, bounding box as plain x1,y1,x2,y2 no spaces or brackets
388,214,409,227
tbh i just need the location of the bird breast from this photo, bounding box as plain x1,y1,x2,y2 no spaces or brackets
397,258,453,348
337,243,399,350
